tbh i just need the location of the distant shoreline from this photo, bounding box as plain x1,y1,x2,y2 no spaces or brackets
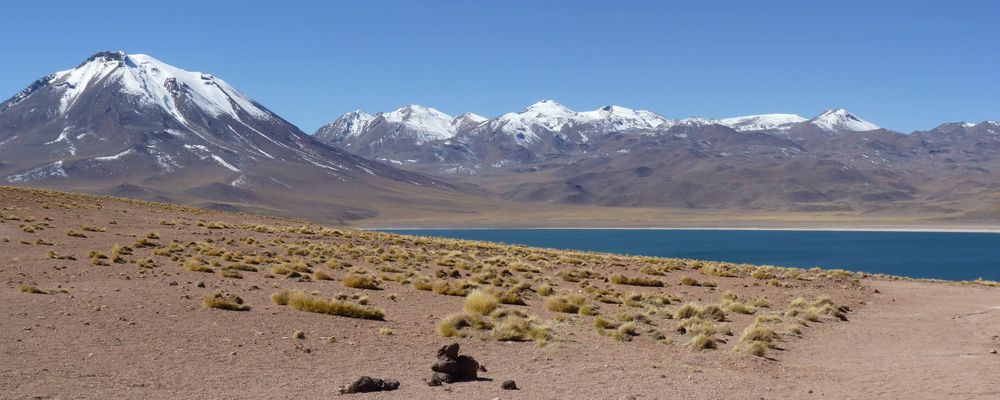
370,226,1000,233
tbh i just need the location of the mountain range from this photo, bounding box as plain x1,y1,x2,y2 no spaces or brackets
315,101,1000,217
1,51,998,225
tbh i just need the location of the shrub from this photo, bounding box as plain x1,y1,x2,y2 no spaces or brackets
537,282,554,296
271,291,290,305
203,291,250,311
220,269,243,279
283,291,385,320
464,290,499,316
545,294,586,314
438,312,491,337
742,323,775,342
674,303,726,321
679,277,701,286
740,340,768,357
674,303,699,319
342,273,380,290
18,284,47,294
66,230,87,238
431,281,469,296
312,270,333,281
185,259,214,273
688,333,717,351
609,274,664,287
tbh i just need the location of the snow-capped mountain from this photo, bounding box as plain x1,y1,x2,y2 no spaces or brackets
0,51,458,223
314,110,372,143
451,112,488,133
576,105,669,132
718,114,807,132
808,108,880,132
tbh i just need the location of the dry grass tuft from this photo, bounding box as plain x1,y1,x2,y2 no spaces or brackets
545,293,586,314
464,290,499,316
609,273,664,287
279,290,385,320
202,291,250,311
342,273,380,290
18,284,47,294
688,333,717,351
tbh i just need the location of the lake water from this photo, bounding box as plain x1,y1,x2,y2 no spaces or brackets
381,229,1000,281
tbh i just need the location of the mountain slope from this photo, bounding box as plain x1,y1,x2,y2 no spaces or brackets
315,101,1000,216
0,51,474,223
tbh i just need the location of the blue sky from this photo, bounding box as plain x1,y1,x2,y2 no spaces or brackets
1,0,997,132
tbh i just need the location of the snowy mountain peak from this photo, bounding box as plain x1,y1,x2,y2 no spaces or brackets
523,99,574,115
577,105,668,130
377,105,456,143
452,112,488,133
719,113,807,132
454,112,487,123
810,108,879,132
314,110,374,142
40,51,272,124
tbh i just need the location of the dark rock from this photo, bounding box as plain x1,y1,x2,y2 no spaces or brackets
340,376,399,394
432,357,459,374
429,343,481,384
501,380,518,390
454,355,480,380
437,343,460,359
431,371,454,384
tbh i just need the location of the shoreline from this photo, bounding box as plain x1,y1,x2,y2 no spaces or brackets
367,226,1000,233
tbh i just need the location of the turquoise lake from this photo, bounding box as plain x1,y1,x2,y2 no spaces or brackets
381,229,1000,281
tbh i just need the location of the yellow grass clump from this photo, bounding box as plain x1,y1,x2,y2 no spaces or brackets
202,291,250,311
464,290,499,315
342,273,380,290
609,273,664,287
18,284,47,294
545,293,587,314
277,290,385,320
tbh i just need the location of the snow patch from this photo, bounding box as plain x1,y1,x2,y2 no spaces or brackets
7,161,68,182
93,149,135,161
719,114,806,131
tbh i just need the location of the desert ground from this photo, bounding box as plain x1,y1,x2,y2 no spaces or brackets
2,186,999,399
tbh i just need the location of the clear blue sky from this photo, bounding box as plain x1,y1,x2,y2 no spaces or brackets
1,0,997,132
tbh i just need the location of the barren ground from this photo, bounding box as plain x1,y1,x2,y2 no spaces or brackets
1,187,998,399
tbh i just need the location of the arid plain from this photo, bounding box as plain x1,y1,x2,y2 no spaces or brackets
2,186,999,399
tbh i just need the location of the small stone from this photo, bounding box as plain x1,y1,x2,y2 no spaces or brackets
990,348,997,354
501,380,518,390
196,281,205,288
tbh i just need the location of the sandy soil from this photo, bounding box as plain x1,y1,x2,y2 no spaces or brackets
2,187,998,400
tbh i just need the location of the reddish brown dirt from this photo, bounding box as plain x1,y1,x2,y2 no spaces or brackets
1,187,997,399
